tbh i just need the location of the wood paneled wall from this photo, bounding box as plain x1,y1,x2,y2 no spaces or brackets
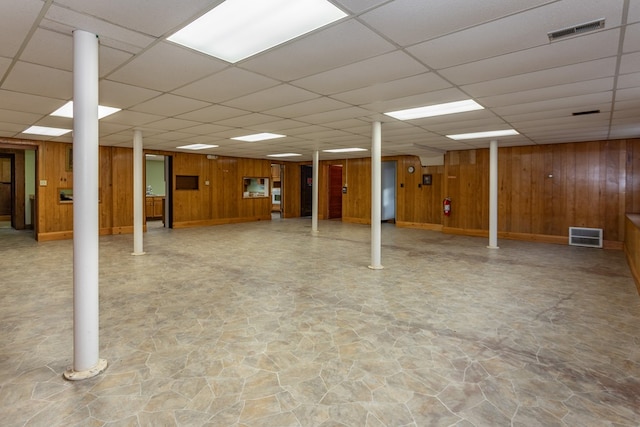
8,137,640,246
441,140,629,245
35,143,275,239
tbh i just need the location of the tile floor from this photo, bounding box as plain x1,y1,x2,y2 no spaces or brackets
1,219,639,426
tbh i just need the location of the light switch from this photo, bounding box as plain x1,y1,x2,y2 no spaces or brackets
40,180,47,186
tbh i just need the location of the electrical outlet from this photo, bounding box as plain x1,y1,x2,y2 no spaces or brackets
40,180,47,186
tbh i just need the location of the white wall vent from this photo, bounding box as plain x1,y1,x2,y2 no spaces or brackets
569,227,603,248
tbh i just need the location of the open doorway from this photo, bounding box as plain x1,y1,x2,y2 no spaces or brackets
0,148,36,235
145,154,167,229
382,160,396,223
300,165,312,217
271,164,283,220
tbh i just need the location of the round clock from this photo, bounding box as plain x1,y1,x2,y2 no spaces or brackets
407,166,415,174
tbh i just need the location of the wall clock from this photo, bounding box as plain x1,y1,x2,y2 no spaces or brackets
407,166,415,173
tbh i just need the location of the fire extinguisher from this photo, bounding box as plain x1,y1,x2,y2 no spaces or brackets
443,197,451,217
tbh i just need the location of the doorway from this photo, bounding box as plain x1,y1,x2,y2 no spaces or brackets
300,165,312,217
0,155,11,225
271,164,283,219
144,154,173,229
381,161,396,222
328,165,343,219
0,148,35,234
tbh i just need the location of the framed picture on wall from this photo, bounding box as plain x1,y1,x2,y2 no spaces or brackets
422,174,432,185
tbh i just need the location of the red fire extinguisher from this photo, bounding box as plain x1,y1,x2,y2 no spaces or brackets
443,197,451,216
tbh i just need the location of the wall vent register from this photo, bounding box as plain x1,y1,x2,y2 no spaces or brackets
568,227,603,248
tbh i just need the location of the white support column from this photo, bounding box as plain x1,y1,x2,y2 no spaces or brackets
64,30,107,380
488,139,499,249
311,149,319,235
132,130,145,255
369,121,383,270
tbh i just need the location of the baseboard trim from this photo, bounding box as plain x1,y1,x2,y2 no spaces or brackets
396,221,443,231
172,216,271,229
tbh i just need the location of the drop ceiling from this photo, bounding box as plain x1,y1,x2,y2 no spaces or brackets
0,0,638,161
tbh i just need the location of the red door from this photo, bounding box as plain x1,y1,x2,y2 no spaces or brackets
328,165,343,219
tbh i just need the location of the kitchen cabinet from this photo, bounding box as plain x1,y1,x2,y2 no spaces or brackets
145,196,164,221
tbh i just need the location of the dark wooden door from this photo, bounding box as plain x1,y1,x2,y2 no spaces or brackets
328,165,343,219
0,156,11,218
300,165,312,217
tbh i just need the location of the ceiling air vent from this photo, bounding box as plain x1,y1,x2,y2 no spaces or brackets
572,110,600,116
548,18,605,41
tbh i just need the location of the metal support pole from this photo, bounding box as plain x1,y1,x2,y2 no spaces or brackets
133,130,145,255
312,149,319,235
64,30,107,380
369,121,383,269
488,139,499,249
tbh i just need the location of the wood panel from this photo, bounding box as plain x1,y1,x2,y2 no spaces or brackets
342,158,371,222
111,147,134,229
99,146,113,230
282,162,301,219
39,142,73,234
624,214,640,295
9,137,640,245
444,140,629,243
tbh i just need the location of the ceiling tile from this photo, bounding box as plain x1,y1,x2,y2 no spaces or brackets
624,22,640,53
440,30,621,85
617,71,640,89
479,77,615,108
360,0,556,46
144,118,203,131
0,90,63,115
101,110,164,127
223,84,319,112
292,51,427,95
176,105,252,122
173,68,280,103
620,52,640,74
331,73,452,105
494,92,613,117
265,97,351,119
408,0,623,70
45,4,155,49
20,28,73,71
107,42,227,92
180,123,234,135
0,0,42,57
129,94,210,116
2,62,72,100
239,20,395,81
53,0,214,37
333,0,388,13
215,113,283,128
360,87,471,114
99,80,161,109
0,108,42,125
462,58,617,97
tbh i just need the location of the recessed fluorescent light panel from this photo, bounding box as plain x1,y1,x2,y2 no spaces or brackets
51,101,121,119
232,133,286,142
23,126,72,136
176,144,219,150
385,99,484,120
322,148,368,153
267,153,302,158
167,0,347,63
446,129,519,140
